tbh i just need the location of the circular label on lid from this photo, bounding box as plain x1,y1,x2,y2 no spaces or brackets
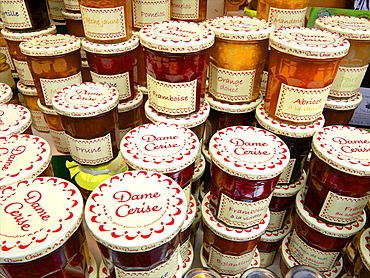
0,177,84,263
84,170,187,252
0,104,32,136
0,83,12,104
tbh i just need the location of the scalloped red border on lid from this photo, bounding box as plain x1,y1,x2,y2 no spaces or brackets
209,126,290,180
359,227,370,271
0,177,84,263
37,99,58,115
182,242,194,273
273,170,307,197
202,143,211,162
0,103,32,135
0,83,12,104
193,154,206,181
1,25,57,41
120,122,200,173
205,16,274,41
139,20,215,53
325,92,363,110
269,27,350,59
16,81,38,96
52,82,119,117
315,15,370,41
312,125,370,176
19,34,81,57
181,195,196,232
61,10,82,20
261,216,293,242
256,103,325,138
84,170,187,252
81,35,139,54
118,90,143,113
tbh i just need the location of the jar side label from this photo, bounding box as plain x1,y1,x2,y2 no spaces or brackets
48,0,65,21
0,0,32,29
147,74,197,115
90,71,131,100
289,230,339,271
209,63,255,103
66,133,113,165
266,210,286,232
260,70,268,97
50,129,69,153
0,47,15,71
64,0,80,11
319,191,370,224
171,0,200,20
259,250,277,267
217,193,272,228
133,0,170,29
13,59,34,86
277,158,295,184
30,110,49,132
275,83,330,123
329,65,368,98
268,7,307,29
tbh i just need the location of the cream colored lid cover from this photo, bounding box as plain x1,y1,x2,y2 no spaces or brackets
0,83,12,104
17,81,37,96
359,227,370,271
0,103,32,136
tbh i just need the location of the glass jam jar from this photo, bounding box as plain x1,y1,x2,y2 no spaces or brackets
132,0,170,31
171,0,207,22
192,154,206,198
0,103,32,136
209,125,290,228
314,16,370,98
52,82,120,165
0,82,12,104
134,31,147,88
264,27,350,125
304,126,370,225
181,195,196,264
205,16,274,104
84,170,187,277
0,177,88,278
201,192,269,276
19,33,82,107
353,227,370,277
79,0,132,43
118,90,143,140
62,10,85,37
82,35,139,103
120,122,200,204
139,20,214,116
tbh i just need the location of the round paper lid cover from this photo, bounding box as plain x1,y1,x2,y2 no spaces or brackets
359,227,370,271
325,92,362,110
261,216,293,242
312,125,370,176
84,170,187,252
17,81,38,96
181,195,196,232
52,82,119,117
206,93,262,114
1,25,57,41
0,177,84,263
118,91,143,113
81,35,139,54
139,20,215,53
273,170,307,197
120,122,200,173
0,104,32,135
0,83,12,104
192,154,206,181
62,10,82,20
209,126,290,180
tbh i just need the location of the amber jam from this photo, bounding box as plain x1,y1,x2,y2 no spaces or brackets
139,21,214,116
62,10,85,37
201,193,269,276
132,0,170,30
0,103,32,136
85,171,187,276
304,126,370,225
352,228,370,277
171,0,207,22
264,27,350,124
118,91,143,140
206,16,273,104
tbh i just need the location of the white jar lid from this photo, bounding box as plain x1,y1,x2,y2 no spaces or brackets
206,93,263,114
273,170,307,197
52,82,119,117
359,227,370,272
118,91,143,113
62,10,82,20
312,125,370,176
315,15,370,40
37,98,58,115
84,170,187,252
181,195,196,232
81,35,139,54
0,103,32,135
206,16,274,41
192,154,206,182
325,92,363,110
120,122,200,173
0,177,84,263
1,25,57,41
256,103,325,138
17,81,38,96
139,20,215,53
209,126,290,180
0,83,12,104
270,27,350,59
261,216,293,242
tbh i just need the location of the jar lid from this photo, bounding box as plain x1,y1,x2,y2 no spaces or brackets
315,15,370,41
359,227,370,272
118,90,143,113
209,126,290,180
182,195,196,232
193,154,206,182
269,27,350,59
81,35,139,54
261,216,293,242
62,10,82,20
273,170,307,197
0,177,83,263
52,82,119,117
139,20,215,53
193,198,202,225
206,93,263,114
202,143,211,162
312,125,370,176
205,16,274,41
120,122,200,173
256,103,325,138
19,34,81,56
84,170,187,252
202,193,269,241
37,98,58,115
145,100,210,129
183,243,194,274
1,25,57,41
0,83,12,104
324,92,363,110
16,81,38,96
295,189,366,238
0,103,32,135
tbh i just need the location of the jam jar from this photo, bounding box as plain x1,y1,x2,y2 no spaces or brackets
304,126,370,225
139,20,214,116
84,170,187,277
192,154,206,198
1,25,57,86
323,92,363,126
132,0,170,30
63,0,80,11
180,195,197,263
0,103,32,136
264,27,350,125
205,16,274,104
120,122,200,204
201,192,269,276
209,125,290,228
62,10,85,37
255,103,324,185
52,82,120,165
19,34,82,107
352,227,370,277
241,268,279,278
81,59,92,82
134,31,147,88
314,16,370,98
0,177,88,278
82,35,139,102
0,22,15,74
170,0,207,22
0,82,12,104
79,0,132,43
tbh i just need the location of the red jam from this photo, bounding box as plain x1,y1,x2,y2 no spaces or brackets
62,10,85,37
